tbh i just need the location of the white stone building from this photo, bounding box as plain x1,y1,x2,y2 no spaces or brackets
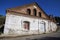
4,2,57,35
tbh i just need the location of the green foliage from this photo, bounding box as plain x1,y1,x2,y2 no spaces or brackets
55,16,60,26
0,15,5,25
55,17,60,23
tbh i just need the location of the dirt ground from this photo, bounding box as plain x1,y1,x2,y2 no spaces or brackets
0,26,60,40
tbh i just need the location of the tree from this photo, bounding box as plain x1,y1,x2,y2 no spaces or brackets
55,16,60,25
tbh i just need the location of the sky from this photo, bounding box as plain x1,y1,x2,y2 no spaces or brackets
0,0,60,17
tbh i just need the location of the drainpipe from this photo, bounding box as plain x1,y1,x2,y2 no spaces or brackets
38,19,39,34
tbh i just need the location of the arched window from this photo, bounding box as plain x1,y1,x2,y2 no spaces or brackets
23,21,30,30
39,12,41,17
33,9,37,16
27,9,31,15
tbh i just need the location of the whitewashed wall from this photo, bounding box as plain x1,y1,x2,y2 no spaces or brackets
50,22,57,32
4,14,39,35
4,14,57,35
4,14,22,34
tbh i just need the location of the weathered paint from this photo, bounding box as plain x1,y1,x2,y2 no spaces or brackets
4,14,57,35
51,22,57,32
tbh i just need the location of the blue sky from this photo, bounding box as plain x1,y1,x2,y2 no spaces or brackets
0,0,60,17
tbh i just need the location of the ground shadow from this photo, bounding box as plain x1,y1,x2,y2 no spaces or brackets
31,37,60,40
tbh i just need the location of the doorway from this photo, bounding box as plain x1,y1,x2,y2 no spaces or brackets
39,21,46,34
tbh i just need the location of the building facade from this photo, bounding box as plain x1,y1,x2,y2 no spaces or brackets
4,3,57,35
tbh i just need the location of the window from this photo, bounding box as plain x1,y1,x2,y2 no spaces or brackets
23,21,30,30
27,9,31,15
33,9,37,16
39,12,41,17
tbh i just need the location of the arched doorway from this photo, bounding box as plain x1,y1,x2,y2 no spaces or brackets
39,21,46,34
